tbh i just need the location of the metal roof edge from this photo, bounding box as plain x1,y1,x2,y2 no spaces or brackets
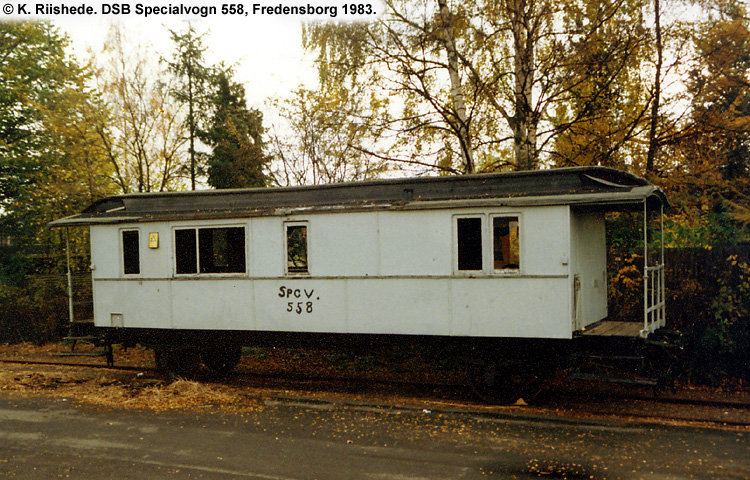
404,185,667,210
49,214,142,228
51,168,668,227
49,187,668,228
81,166,648,206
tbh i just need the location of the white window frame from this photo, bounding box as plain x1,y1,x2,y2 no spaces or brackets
453,214,486,275
120,228,141,277
172,224,247,277
284,221,310,276
490,213,522,275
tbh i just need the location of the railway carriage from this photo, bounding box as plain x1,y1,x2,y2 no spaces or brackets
51,166,669,403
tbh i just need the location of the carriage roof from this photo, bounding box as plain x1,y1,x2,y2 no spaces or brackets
50,166,668,227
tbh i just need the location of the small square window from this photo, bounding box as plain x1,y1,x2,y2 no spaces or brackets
122,230,140,275
286,223,308,274
493,217,520,270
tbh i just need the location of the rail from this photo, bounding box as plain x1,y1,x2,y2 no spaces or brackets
642,263,666,337
641,200,666,339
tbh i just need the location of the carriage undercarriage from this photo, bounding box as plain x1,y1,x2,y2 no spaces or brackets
76,316,679,406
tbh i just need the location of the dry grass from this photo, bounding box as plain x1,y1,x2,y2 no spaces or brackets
78,378,256,412
0,366,261,413
0,341,466,413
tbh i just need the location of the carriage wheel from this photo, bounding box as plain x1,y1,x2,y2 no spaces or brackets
467,359,544,405
200,343,242,376
155,345,200,380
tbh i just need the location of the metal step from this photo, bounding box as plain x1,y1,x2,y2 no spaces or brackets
62,335,99,343
567,371,658,387
55,336,114,366
56,336,106,358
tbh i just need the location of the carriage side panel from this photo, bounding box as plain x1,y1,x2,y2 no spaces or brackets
378,210,452,276
89,204,577,339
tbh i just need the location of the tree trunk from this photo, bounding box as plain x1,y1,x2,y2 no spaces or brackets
438,0,475,174
508,0,537,171
188,63,196,191
646,0,663,174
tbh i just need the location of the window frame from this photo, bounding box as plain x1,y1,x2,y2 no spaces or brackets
454,215,485,274
173,224,247,276
120,228,141,276
284,221,310,276
174,227,198,275
490,214,522,274
453,213,523,275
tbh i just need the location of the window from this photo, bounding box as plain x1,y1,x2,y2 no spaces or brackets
493,216,520,271
199,227,246,273
286,223,308,274
175,227,245,275
175,229,198,274
456,217,483,271
122,230,140,275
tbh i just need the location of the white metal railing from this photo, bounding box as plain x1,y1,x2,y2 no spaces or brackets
642,263,666,337
641,201,666,338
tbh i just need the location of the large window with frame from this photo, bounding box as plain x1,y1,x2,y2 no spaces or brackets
456,215,521,273
175,226,246,274
122,230,140,275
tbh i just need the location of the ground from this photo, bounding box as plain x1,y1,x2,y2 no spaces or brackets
0,341,748,428
2,391,748,479
0,341,469,413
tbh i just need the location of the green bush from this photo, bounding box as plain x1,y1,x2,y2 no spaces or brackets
0,279,68,344
660,250,748,385
607,245,749,386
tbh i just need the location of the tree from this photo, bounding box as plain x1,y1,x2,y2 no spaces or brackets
91,24,188,193
165,25,213,190
302,4,485,174
0,22,73,216
0,22,41,207
201,70,270,189
646,0,664,173
269,85,390,185
671,0,750,235
302,0,656,173
437,0,474,172
0,22,115,280
549,0,652,169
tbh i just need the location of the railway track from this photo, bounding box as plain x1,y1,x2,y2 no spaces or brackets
0,357,150,373
1,355,748,426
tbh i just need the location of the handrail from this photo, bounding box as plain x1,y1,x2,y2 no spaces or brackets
641,201,666,338
642,263,666,337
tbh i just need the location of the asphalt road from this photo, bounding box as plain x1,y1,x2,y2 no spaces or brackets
0,393,747,480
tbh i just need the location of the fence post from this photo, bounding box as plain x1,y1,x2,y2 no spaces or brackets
66,230,74,325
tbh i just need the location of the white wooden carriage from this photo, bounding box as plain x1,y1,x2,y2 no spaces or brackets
52,167,668,400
